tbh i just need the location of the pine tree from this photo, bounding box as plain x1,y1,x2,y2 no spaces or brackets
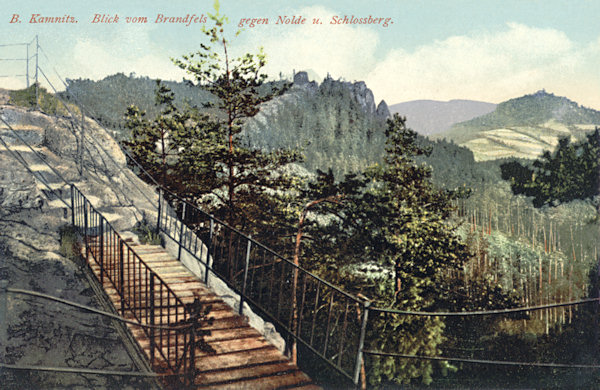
170,1,300,234
298,115,474,386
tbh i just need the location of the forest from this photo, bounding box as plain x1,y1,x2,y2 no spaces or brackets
12,8,599,388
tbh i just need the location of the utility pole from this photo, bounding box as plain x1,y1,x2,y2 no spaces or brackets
25,41,29,88
79,105,84,175
35,35,39,110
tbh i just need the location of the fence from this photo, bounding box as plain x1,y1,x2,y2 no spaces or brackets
71,185,197,386
157,191,370,384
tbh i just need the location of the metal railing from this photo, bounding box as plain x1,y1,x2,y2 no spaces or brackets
71,186,197,387
157,191,370,385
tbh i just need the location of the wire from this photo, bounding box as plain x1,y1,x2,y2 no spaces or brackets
0,43,28,47
0,117,72,208
7,287,192,331
0,363,159,377
37,57,160,203
369,298,600,317
362,350,600,369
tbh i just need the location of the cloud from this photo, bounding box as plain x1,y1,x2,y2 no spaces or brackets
238,6,379,81
69,25,187,82
366,23,600,107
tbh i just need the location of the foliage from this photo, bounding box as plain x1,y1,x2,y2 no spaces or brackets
58,224,81,261
295,115,505,386
123,3,301,242
62,73,215,136
168,2,302,235
500,129,600,207
9,84,81,116
243,76,388,177
132,218,162,245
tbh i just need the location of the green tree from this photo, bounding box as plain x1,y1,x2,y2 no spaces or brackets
298,115,475,386
500,129,600,208
170,1,300,233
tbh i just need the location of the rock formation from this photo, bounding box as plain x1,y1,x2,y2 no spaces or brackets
0,105,160,389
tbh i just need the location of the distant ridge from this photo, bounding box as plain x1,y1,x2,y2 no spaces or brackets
433,90,600,161
389,99,496,136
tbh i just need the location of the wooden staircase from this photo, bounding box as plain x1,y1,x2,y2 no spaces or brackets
85,240,320,389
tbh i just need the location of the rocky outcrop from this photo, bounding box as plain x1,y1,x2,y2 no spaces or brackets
377,100,391,119
292,71,318,93
1,104,162,388
0,102,288,362
0,105,157,232
0,207,159,390
349,81,376,115
0,155,43,216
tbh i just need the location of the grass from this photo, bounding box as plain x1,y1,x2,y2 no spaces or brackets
58,224,81,261
132,219,162,245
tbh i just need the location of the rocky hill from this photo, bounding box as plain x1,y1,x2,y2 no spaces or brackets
432,90,600,161
243,72,390,176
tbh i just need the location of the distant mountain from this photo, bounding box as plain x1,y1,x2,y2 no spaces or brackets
433,90,600,161
390,99,496,136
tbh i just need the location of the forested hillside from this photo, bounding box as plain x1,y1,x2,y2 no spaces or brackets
62,73,214,134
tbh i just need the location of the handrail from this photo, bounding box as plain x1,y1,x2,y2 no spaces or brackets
8,287,192,331
71,185,196,384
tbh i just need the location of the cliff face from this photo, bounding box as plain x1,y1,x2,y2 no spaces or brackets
0,104,156,230
290,71,390,120
0,104,160,389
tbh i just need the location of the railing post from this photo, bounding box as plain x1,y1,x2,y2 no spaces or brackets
204,215,214,284
178,203,186,261
0,277,7,363
149,272,156,364
83,200,89,263
99,217,104,284
70,184,75,226
239,236,251,315
353,301,370,389
156,188,162,233
119,240,125,315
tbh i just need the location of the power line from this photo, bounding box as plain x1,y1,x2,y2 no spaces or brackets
363,350,600,369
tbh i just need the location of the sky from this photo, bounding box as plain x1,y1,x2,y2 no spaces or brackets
1,0,599,109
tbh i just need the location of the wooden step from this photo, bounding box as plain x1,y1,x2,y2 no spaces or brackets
197,369,314,390
83,239,318,389
194,361,300,386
